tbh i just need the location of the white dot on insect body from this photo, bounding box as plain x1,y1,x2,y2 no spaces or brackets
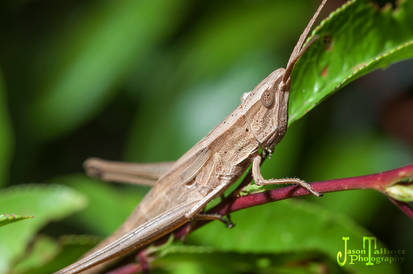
242,91,250,101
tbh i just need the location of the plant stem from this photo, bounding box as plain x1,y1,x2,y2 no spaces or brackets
215,163,413,214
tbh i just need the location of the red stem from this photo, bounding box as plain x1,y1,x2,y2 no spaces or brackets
213,163,413,214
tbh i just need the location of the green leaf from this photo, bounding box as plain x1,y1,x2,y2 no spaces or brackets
0,214,33,227
12,235,98,274
30,0,188,141
0,184,87,273
0,70,14,186
11,235,59,274
289,0,413,124
54,174,146,235
153,249,345,274
188,200,399,274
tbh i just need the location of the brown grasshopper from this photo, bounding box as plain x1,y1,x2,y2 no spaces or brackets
58,1,327,273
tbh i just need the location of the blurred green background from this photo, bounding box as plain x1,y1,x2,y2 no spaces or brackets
0,0,412,273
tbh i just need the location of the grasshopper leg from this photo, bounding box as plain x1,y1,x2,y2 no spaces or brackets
252,155,322,197
84,158,174,186
180,213,233,243
193,213,234,228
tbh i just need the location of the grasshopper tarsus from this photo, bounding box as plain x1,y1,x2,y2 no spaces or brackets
292,179,322,197
225,214,235,229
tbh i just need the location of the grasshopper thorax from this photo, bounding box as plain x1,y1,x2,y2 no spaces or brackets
242,68,289,152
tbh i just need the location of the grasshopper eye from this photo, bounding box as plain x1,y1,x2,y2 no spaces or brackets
261,89,274,108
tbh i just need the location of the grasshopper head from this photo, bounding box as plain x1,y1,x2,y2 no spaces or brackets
242,68,289,151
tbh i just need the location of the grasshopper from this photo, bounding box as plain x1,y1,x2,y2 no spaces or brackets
58,1,327,273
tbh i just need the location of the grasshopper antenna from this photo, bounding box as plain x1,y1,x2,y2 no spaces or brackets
283,0,327,84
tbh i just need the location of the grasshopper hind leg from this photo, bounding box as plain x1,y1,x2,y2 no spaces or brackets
84,158,174,186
